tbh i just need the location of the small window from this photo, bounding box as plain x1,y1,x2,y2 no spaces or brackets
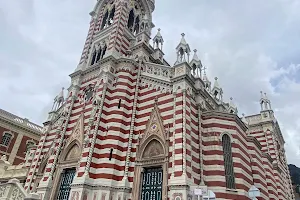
108,6,115,26
101,45,107,59
1,132,12,146
127,9,135,31
109,148,113,160
118,99,121,109
91,51,97,65
101,10,109,29
26,141,35,152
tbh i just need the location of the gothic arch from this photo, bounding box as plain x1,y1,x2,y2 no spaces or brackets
59,114,84,163
132,102,169,200
93,0,152,18
219,132,235,143
63,141,81,162
137,136,167,161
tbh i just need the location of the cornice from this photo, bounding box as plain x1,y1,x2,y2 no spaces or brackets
131,41,154,55
71,183,132,192
262,152,274,164
0,117,41,138
141,75,172,87
202,110,248,132
246,136,262,150
70,56,117,79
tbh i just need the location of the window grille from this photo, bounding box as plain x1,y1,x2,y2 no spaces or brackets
1,132,12,146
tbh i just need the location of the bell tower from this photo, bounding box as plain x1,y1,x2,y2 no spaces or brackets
76,0,155,71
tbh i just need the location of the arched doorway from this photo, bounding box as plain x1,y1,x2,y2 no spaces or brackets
132,103,169,200
55,144,80,200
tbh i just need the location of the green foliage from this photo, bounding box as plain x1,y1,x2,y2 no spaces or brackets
289,164,300,194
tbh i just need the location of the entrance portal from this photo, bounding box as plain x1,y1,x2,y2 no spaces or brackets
141,167,163,200
57,168,76,200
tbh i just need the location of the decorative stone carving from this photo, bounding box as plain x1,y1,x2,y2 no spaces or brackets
1,155,7,161
142,140,164,158
173,193,183,200
82,191,88,200
93,192,98,200
138,102,168,150
0,186,6,197
11,187,24,200
101,193,107,200
65,115,84,148
71,191,80,200
65,144,80,161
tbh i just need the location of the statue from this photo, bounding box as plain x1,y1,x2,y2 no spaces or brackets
1,155,7,161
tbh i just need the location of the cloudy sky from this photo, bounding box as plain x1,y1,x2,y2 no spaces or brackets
0,0,300,166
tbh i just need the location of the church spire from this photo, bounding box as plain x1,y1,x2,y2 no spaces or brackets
211,77,223,101
153,28,164,50
190,49,203,78
260,91,272,111
76,0,156,70
228,97,238,114
202,66,211,91
175,33,191,64
51,87,65,112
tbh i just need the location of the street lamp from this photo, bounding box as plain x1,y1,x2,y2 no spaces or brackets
248,185,260,200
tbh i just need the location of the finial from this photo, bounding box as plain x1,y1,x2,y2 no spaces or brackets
242,113,245,117
181,33,185,37
194,49,197,53
215,77,218,81
230,97,233,101
203,66,207,74
158,28,161,32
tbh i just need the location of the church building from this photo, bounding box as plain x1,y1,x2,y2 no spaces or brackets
24,0,294,199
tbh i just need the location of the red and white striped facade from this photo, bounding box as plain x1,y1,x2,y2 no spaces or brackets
24,0,294,199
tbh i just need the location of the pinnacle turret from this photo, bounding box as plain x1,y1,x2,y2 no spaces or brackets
190,49,202,78
211,77,223,101
228,97,238,114
153,28,164,50
260,91,272,111
51,87,65,112
175,33,191,64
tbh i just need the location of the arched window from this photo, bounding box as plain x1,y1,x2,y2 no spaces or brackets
108,6,115,26
96,48,102,62
101,10,109,29
101,45,107,59
134,16,140,35
222,134,235,189
1,132,12,146
127,9,135,31
91,51,97,65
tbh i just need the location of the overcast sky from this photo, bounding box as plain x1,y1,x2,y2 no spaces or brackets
0,0,300,166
